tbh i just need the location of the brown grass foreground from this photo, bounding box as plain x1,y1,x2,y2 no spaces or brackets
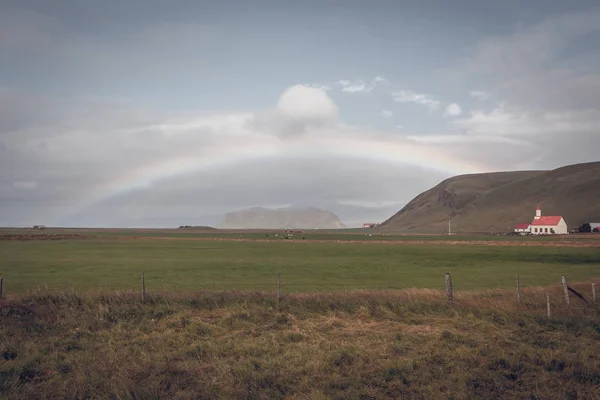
1,285,599,399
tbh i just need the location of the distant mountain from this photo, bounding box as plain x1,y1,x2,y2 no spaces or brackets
219,206,347,229
378,161,600,233
110,215,222,229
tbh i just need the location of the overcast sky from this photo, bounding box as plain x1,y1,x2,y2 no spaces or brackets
1,0,599,228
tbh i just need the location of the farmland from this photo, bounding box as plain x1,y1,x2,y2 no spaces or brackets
1,228,600,399
1,228,600,294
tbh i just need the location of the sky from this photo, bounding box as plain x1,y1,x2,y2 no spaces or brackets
1,0,599,228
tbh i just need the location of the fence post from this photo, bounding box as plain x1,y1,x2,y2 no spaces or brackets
0,277,3,300
141,272,146,302
276,273,281,309
516,275,521,304
546,294,551,319
445,273,453,303
561,275,570,307
592,283,596,304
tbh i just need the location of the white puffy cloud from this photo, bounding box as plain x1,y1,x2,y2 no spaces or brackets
444,103,462,117
277,85,338,122
393,90,440,112
247,84,338,137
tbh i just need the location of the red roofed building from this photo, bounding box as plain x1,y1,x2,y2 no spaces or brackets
529,205,568,235
514,223,531,234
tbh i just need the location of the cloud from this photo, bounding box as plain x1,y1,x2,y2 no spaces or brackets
339,80,367,93
338,76,388,93
2,76,598,227
13,181,38,189
469,90,490,100
277,85,338,123
444,103,462,118
423,8,600,170
2,6,599,228
247,84,338,137
379,110,393,117
0,9,63,49
392,90,440,112
451,107,600,137
458,9,600,112
1,85,484,227
303,84,332,91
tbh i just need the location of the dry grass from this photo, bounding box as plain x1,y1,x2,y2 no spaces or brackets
1,285,599,399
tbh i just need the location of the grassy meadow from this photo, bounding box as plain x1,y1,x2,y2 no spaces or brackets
1,231,600,294
1,229,600,399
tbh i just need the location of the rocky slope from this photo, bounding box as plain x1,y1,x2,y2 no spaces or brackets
219,207,347,229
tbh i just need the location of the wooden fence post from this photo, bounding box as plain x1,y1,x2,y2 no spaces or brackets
445,273,453,303
546,294,551,319
516,275,521,304
0,277,3,300
276,273,281,309
141,272,146,302
561,275,570,307
592,283,596,304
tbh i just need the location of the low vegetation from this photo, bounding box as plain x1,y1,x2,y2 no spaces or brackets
1,229,598,398
1,285,599,399
1,234,600,294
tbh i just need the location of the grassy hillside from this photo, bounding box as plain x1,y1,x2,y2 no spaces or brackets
379,161,600,234
1,288,599,399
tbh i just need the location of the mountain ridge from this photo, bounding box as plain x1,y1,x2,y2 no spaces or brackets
219,206,347,229
378,161,600,233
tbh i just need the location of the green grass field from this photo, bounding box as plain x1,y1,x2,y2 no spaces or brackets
2,229,600,399
1,230,599,294
4,227,600,241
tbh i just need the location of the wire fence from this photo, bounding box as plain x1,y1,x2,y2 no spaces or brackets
3,272,596,321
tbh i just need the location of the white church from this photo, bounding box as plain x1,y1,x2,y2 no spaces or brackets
514,205,568,235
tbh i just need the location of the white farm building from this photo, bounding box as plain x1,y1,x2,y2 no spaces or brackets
513,223,531,235
529,205,568,235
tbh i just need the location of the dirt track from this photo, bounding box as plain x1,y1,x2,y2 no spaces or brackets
0,234,89,241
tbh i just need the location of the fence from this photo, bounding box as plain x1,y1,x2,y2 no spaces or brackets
2,272,596,318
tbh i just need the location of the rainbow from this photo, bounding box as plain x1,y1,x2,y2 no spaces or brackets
57,134,492,223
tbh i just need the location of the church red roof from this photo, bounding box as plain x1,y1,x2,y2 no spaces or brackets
531,216,563,226
514,223,530,230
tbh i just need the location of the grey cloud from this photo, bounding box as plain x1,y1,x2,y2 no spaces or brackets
0,87,455,227
246,109,313,138
0,8,64,49
58,156,444,228
2,2,600,228
426,7,600,171
458,9,600,111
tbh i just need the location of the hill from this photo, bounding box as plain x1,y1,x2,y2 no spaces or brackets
177,225,216,230
378,161,600,233
219,206,347,229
